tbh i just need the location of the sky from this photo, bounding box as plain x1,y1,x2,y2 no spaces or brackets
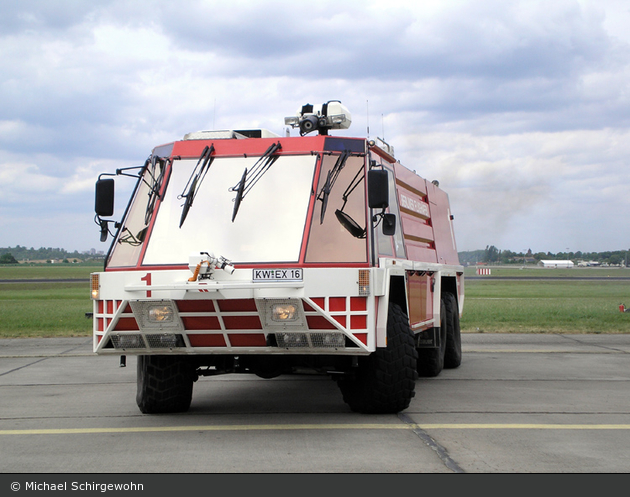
1,0,630,255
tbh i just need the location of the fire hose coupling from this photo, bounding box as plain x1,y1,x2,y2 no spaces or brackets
188,251,235,281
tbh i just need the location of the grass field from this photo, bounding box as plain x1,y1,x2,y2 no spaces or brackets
461,279,630,333
0,264,98,337
0,263,101,280
1,264,629,337
463,265,630,279
461,266,630,333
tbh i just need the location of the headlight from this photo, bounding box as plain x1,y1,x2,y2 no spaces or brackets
271,303,298,322
258,299,306,330
110,334,146,349
275,332,346,349
148,305,175,323
130,300,182,331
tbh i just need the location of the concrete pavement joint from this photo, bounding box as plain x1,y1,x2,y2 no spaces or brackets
398,412,465,473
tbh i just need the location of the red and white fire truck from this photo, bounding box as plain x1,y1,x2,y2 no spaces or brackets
91,101,464,414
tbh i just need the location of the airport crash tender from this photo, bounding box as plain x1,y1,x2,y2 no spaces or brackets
91,101,464,414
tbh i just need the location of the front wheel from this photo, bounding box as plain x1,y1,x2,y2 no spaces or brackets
337,303,418,414
136,355,196,414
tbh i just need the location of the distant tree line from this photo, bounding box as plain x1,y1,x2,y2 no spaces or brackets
1,244,628,266
0,253,18,264
0,245,98,264
459,245,630,266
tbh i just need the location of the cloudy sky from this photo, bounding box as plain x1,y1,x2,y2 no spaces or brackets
1,0,629,255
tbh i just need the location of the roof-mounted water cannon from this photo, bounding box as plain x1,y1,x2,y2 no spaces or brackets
284,100,352,136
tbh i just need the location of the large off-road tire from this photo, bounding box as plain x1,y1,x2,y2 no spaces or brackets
443,292,462,369
416,299,447,377
337,303,418,414
136,355,196,414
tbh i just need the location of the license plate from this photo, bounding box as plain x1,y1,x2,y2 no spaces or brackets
253,268,303,282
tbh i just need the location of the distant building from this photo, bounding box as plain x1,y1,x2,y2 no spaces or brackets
577,260,600,267
539,260,574,269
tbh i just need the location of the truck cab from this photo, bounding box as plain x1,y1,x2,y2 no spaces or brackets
92,101,464,414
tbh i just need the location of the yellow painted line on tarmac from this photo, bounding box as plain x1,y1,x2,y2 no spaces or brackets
464,349,626,353
2,423,630,436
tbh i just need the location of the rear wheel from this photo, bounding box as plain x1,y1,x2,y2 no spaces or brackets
337,303,418,414
443,292,462,369
136,355,196,414
416,299,447,377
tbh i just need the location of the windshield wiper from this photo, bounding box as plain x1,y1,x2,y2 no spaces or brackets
229,141,282,222
317,149,350,224
178,144,215,228
144,156,168,225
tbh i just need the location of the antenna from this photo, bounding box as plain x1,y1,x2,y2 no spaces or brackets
381,113,385,141
366,100,370,139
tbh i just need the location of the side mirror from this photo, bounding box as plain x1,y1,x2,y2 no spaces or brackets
367,169,389,209
382,213,396,236
95,178,115,217
335,209,366,239
368,169,396,236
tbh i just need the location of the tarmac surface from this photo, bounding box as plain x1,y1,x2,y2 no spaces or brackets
1,333,630,474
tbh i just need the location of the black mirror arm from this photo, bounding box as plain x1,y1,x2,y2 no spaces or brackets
94,215,120,243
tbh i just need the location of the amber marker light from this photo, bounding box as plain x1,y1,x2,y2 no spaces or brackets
358,269,370,296
91,274,100,300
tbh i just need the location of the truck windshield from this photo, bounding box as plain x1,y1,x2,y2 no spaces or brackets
142,154,317,265
106,147,370,268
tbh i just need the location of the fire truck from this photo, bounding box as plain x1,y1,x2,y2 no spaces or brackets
91,101,464,414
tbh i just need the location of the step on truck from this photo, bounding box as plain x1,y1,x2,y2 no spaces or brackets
91,101,464,414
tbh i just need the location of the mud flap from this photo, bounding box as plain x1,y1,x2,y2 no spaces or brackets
416,327,440,348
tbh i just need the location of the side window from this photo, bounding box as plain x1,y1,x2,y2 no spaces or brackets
374,164,406,259
107,160,166,268
388,168,406,258
375,168,394,256
305,155,368,263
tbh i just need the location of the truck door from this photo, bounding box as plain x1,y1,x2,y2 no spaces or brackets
373,164,405,259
